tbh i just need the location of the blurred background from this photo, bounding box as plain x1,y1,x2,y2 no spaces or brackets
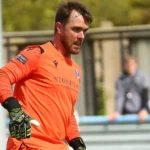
1,0,150,150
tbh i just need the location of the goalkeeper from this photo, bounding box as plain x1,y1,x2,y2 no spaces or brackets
0,1,92,150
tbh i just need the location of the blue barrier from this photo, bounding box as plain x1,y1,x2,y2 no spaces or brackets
79,115,150,124
6,115,150,125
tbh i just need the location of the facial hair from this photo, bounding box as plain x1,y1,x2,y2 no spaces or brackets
60,33,80,55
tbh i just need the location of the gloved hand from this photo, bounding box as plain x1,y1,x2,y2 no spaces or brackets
2,97,40,140
69,137,86,150
9,108,32,139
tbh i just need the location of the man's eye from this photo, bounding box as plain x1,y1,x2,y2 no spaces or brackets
72,28,81,33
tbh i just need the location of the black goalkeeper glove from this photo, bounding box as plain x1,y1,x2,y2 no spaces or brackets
9,107,33,139
69,137,86,150
2,97,39,140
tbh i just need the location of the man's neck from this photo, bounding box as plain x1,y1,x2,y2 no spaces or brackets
52,36,71,58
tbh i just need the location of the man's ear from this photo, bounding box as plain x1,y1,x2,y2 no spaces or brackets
56,22,62,34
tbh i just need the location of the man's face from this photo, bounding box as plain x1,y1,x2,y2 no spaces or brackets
59,10,89,55
124,59,137,75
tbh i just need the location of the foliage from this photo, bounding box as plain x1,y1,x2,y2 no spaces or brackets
2,0,61,31
96,83,107,115
2,0,150,32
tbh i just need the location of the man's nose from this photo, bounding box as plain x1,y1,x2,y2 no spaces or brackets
78,31,85,39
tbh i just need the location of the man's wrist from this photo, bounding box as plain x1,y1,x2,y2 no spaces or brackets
2,97,21,111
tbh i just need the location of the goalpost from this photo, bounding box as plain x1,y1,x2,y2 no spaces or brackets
0,0,7,149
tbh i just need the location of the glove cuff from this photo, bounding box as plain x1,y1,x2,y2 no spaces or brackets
69,137,86,150
2,97,21,111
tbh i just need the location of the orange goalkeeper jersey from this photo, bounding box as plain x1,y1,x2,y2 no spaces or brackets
0,42,81,150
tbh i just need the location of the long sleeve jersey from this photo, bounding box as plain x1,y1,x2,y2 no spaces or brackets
0,41,81,150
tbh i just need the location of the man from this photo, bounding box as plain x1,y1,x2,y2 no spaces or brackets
0,1,92,150
109,56,149,122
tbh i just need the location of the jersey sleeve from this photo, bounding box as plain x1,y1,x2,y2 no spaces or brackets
65,109,81,142
0,46,42,103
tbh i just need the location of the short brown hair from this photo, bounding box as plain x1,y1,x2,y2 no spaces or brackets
124,55,137,63
54,1,93,33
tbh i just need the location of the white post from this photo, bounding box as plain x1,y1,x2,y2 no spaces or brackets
0,0,7,149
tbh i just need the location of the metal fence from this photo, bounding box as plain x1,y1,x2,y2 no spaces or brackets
79,115,150,150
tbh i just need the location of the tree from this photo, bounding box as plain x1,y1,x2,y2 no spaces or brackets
2,0,60,31
2,0,150,32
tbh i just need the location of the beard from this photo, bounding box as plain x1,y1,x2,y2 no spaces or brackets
60,34,80,55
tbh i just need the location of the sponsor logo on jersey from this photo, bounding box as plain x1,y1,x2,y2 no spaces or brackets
54,76,79,90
